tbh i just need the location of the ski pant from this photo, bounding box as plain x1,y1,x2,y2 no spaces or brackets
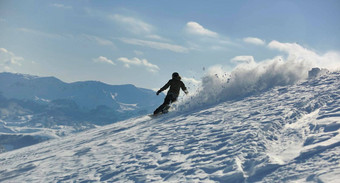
154,93,177,115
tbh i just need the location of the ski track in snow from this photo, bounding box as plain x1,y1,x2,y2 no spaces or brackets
0,73,340,182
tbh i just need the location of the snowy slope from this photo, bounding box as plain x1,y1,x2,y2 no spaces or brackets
0,72,339,182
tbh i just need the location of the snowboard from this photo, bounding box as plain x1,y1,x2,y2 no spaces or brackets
149,105,170,118
148,113,163,118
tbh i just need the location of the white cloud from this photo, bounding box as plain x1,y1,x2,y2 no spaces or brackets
82,34,115,47
18,28,63,39
93,56,116,65
117,57,160,73
268,40,340,71
110,14,171,41
243,37,265,45
120,38,188,53
182,77,201,85
185,21,218,38
268,40,311,55
110,14,153,35
268,40,319,63
184,22,238,51
0,48,23,72
117,57,140,68
145,34,170,42
0,48,8,53
231,56,255,64
51,3,72,9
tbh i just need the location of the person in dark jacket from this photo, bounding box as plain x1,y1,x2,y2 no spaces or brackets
154,72,188,115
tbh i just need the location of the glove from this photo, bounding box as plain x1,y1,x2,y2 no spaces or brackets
156,90,161,95
184,90,189,95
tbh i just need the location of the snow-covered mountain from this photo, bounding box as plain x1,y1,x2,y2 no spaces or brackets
0,72,163,153
0,72,162,110
0,71,339,182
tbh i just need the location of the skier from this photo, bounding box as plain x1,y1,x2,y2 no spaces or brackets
153,72,188,115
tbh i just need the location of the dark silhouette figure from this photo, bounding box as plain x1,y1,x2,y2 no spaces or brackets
154,72,188,115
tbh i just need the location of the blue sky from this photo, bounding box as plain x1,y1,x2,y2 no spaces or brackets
0,0,339,90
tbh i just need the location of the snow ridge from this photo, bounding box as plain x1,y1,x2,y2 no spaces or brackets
0,72,339,182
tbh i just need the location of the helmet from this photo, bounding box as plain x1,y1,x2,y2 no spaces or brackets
172,72,179,78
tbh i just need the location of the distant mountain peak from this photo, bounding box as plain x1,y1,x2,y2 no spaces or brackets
0,72,39,80
0,71,163,125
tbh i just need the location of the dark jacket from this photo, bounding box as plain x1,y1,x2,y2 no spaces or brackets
159,77,187,98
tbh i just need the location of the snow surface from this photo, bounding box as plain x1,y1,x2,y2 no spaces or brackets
0,71,339,182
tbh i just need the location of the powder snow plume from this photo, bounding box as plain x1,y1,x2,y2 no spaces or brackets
178,41,340,111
